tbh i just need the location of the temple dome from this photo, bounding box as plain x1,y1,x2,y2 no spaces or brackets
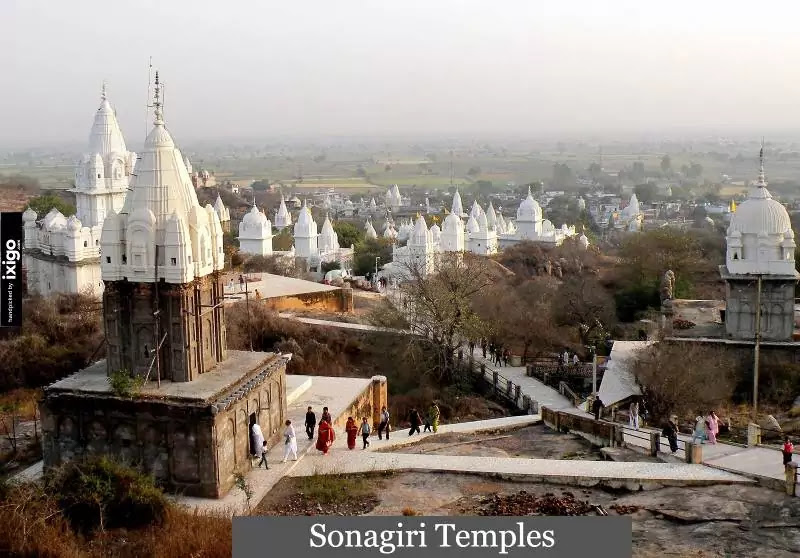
727,186,791,237
242,205,268,227
516,187,542,222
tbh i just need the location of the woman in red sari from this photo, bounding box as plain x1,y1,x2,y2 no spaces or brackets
316,419,335,454
345,417,358,450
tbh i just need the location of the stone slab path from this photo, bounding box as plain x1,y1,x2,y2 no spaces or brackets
289,450,753,490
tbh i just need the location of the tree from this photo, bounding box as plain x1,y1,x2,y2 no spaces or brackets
250,179,271,191
552,275,616,347
355,166,367,178
272,228,294,251
26,194,75,217
476,180,493,196
633,182,659,204
467,166,481,177
618,229,706,292
552,163,574,188
390,252,494,381
631,161,646,183
688,162,703,179
588,162,603,181
353,238,393,277
660,155,672,176
632,342,737,423
333,221,363,248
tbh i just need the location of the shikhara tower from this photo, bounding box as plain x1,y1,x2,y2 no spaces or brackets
22,84,136,296
100,73,227,381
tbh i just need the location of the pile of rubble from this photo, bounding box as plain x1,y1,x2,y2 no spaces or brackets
475,491,593,516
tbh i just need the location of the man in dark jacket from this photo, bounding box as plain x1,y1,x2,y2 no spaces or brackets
663,415,679,453
408,408,422,436
592,397,604,421
305,406,316,440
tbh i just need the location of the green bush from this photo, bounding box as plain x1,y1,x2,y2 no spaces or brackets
47,456,168,534
108,369,145,398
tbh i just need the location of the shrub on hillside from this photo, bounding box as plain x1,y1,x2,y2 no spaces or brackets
48,457,167,534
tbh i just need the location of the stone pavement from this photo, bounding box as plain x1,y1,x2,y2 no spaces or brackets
467,347,576,410
288,449,753,490
277,313,408,334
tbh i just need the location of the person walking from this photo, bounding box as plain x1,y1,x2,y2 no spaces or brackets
592,396,604,421
258,440,269,469
321,406,332,424
706,411,719,444
345,416,358,450
378,406,390,440
305,406,317,440
629,400,640,430
408,408,421,436
283,419,298,462
783,437,794,465
359,417,371,449
423,413,432,432
692,416,707,444
429,402,440,433
663,415,679,453
238,274,245,292
251,420,265,460
468,339,476,356
572,353,579,367
503,349,511,367
481,339,487,359
316,419,335,455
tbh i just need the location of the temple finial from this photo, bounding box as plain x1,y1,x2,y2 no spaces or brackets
757,137,766,187
101,81,107,101
153,71,163,124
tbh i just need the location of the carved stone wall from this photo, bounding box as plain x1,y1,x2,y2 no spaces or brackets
39,358,286,498
725,278,796,341
103,273,227,382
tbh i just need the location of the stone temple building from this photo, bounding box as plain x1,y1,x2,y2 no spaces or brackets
720,148,798,341
39,76,288,498
23,84,136,296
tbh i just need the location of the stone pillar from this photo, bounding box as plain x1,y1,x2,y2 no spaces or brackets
514,385,521,404
506,379,513,397
747,423,761,447
340,286,354,312
614,426,624,447
480,363,486,378
785,463,798,496
685,442,703,464
492,371,499,391
554,411,561,432
522,395,531,413
649,432,660,456
370,375,387,429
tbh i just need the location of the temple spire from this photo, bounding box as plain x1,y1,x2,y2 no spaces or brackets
152,71,163,125
757,138,766,187
101,81,107,101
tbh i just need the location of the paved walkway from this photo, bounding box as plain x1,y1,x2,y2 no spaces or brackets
467,347,576,411
277,313,408,334
289,450,753,489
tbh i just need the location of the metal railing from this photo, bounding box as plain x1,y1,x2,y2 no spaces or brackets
461,352,539,415
619,423,687,458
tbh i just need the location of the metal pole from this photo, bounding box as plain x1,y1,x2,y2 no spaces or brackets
592,353,597,397
375,257,380,283
245,276,253,352
753,275,762,422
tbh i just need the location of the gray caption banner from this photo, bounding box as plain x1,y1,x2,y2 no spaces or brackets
234,516,631,557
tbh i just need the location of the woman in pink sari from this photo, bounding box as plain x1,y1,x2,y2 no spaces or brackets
706,411,719,444
316,419,336,454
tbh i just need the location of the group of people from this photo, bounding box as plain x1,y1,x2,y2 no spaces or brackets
473,339,511,367
250,418,298,469
305,405,393,454
691,412,721,445
558,349,580,369
406,403,440,435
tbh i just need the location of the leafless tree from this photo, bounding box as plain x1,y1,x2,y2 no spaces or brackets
552,275,616,346
631,342,738,423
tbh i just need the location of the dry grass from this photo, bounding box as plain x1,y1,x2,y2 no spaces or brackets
0,481,232,558
0,388,40,420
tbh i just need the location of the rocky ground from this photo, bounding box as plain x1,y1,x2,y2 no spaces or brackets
257,425,800,556
258,472,800,556
380,424,605,460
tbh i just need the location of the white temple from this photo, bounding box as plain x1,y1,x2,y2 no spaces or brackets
390,215,437,278
274,194,292,231
213,194,231,231
23,84,136,296
293,203,353,276
364,219,378,240
385,184,403,211
100,75,225,284
497,187,577,248
238,203,273,256
618,193,644,232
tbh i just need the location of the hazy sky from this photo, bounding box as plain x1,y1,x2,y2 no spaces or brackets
2,0,800,148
